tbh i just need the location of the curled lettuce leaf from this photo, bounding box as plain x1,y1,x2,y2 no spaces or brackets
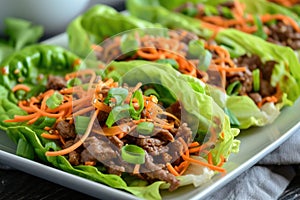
239,0,300,23
210,30,300,128
126,0,212,38
67,4,161,58
106,60,240,162
216,29,300,101
0,51,239,199
127,0,300,128
157,0,300,23
0,44,81,95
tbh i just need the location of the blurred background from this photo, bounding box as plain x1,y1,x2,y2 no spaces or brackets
0,0,125,37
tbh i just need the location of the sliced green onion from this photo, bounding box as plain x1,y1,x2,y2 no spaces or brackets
221,7,234,19
33,116,56,129
224,107,240,127
105,71,122,82
197,50,212,71
204,5,218,16
121,144,145,164
143,88,160,98
106,104,131,127
188,39,205,59
14,90,26,100
120,33,139,55
67,78,82,88
181,6,198,17
156,59,179,70
46,91,63,109
75,115,91,134
253,15,268,40
136,122,154,135
226,81,242,96
252,68,260,92
104,87,128,106
130,90,144,120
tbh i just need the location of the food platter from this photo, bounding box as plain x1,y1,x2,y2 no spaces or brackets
0,33,300,200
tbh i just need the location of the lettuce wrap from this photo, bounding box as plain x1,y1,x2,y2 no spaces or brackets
0,44,239,199
126,0,300,129
67,4,161,58
266,0,300,17
153,0,300,51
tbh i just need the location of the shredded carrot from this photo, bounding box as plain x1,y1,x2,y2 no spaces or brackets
269,0,300,7
85,161,96,166
93,123,131,136
196,0,300,37
179,161,190,175
117,132,125,139
40,89,55,110
136,48,161,60
91,44,103,52
260,14,300,33
207,152,213,165
217,155,226,167
257,96,278,108
41,133,60,140
216,66,247,72
188,141,200,148
166,163,180,176
65,69,97,90
44,126,51,131
4,113,40,123
178,137,189,156
181,154,226,173
45,109,99,156
59,135,66,146
12,84,31,92
18,101,35,112
93,101,111,113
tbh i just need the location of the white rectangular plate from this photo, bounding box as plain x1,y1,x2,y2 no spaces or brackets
0,33,300,200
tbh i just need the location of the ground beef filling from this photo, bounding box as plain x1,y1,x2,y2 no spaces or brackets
266,21,300,50
175,2,300,51
53,102,192,191
232,54,277,103
206,53,277,104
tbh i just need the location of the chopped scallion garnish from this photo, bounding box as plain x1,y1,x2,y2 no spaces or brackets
136,122,154,135
156,59,179,70
121,144,145,164
74,115,91,134
67,78,82,88
226,81,242,96
252,68,260,92
46,91,63,109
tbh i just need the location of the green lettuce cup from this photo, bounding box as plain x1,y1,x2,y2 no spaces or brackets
126,0,300,128
67,4,161,58
0,43,239,199
145,0,300,51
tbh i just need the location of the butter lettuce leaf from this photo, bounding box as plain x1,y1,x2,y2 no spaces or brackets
106,60,240,165
0,44,81,97
67,4,161,58
127,0,300,128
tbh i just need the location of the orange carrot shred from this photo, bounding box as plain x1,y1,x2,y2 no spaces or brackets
12,84,31,92
45,109,99,156
166,163,180,176
181,154,226,173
